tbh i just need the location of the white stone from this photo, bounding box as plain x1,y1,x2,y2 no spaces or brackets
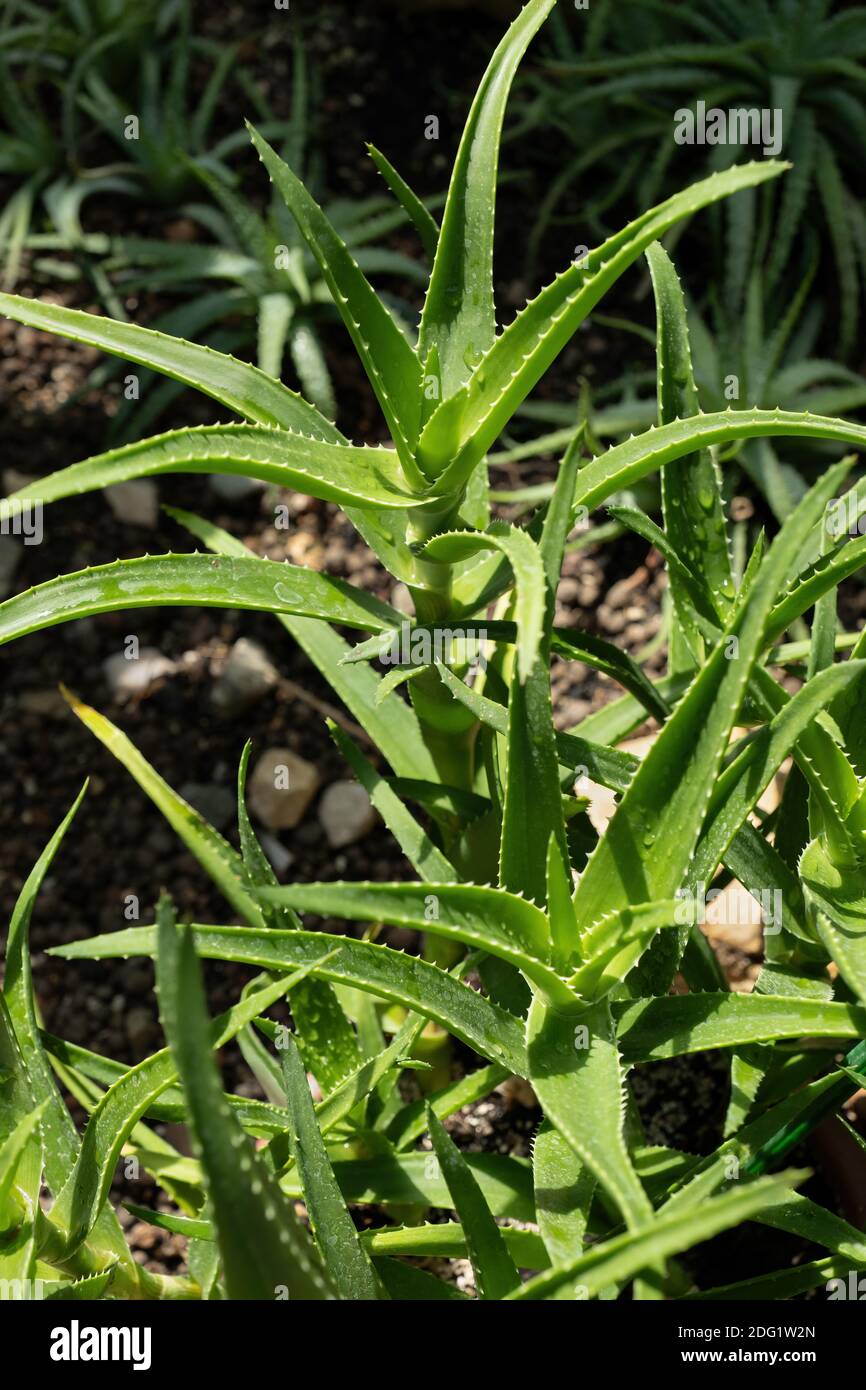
211,638,278,716
105,479,159,528
103,648,174,700
390,583,415,615
2,468,35,494
319,780,378,848
209,474,265,501
258,831,294,876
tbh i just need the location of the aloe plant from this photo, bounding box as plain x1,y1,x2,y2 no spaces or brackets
63,36,429,438
0,0,288,298
4,28,432,437
3,0,866,1302
521,0,866,357
683,260,866,524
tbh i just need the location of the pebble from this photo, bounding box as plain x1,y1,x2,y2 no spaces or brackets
211,637,278,717
103,648,175,700
105,479,159,529
247,748,321,830
318,779,378,847
2,468,36,493
209,474,264,501
258,831,294,875
391,583,414,615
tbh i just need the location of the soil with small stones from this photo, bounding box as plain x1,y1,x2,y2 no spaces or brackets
1,0,865,1293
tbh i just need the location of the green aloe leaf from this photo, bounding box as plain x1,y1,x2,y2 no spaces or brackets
63,694,266,929
684,1256,859,1302
384,1062,510,1152
545,836,579,972
42,1270,118,1301
570,409,866,516
757,1192,866,1264
433,659,636,791
509,1170,807,1300
572,458,853,986
434,656,808,956
3,787,93,1194
0,553,402,648
361,1221,547,1268
425,1106,521,1299
259,880,573,1005
417,525,546,681
0,291,338,436
156,899,335,1300
723,821,812,946
2,425,422,515
801,837,866,1005
551,628,669,723
280,1037,385,1300
664,1046,866,1216
607,503,722,638
347,619,664,718
614,993,866,1063
374,1259,467,1300
366,143,439,262
46,968,313,1257
829,628,866,782
279,1149,534,1220
0,1103,46,1233
235,743,361,1097
258,291,295,382
417,0,554,401
247,123,424,481
766,534,866,641
3,789,137,1285
692,662,866,892
570,900,688,1001
532,1119,596,1276
166,506,439,782
122,1205,213,1241
327,723,458,882
748,667,862,867
0,993,43,1277
499,440,577,909
51,923,529,1075
309,1011,427,1141
419,163,787,484
645,239,731,669
527,997,653,1232
40,1031,292,1134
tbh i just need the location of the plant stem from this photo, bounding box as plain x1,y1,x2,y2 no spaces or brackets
404,493,478,791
